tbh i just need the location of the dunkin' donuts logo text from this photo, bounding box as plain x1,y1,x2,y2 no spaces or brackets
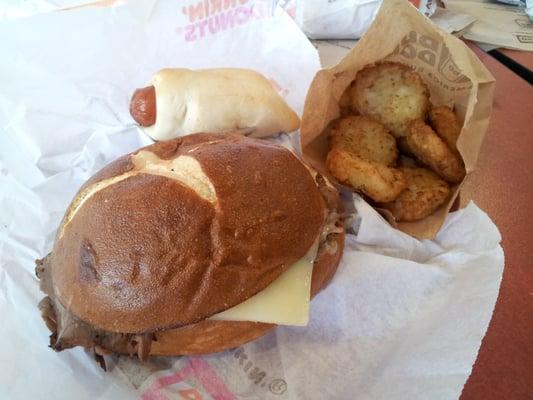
141,357,236,400
391,31,471,90
178,0,270,41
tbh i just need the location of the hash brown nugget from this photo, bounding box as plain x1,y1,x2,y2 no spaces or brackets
330,116,398,166
326,148,407,203
381,167,450,222
429,105,462,151
339,86,354,117
399,155,419,169
406,119,466,184
350,62,429,138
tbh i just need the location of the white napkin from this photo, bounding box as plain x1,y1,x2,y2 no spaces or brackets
0,1,503,399
136,198,502,400
291,0,436,40
0,0,96,19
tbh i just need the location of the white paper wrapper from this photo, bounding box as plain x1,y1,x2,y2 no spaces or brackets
4,0,137,21
291,0,437,40
0,1,503,399
430,6,477,34
444,0,533,51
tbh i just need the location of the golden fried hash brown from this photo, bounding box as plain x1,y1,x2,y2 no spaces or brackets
339,86,355,117
405,119,466,184
326,148,407,203
399,155,419,169
330,116,398,166
429,106,462,151
380,167,450,222
350,62,429,138
397,137,413,157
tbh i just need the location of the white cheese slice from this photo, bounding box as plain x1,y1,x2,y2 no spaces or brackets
210,241,319,326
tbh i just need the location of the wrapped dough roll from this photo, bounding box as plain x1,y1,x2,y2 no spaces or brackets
130,68,300,141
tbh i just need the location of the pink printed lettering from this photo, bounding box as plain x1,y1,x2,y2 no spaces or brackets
142,358,236,400
234,6,251,24
196,20,209,38
177,0,263,41
208,16,220,34
251,2,265,19
184,25,196,41
218,10,235,30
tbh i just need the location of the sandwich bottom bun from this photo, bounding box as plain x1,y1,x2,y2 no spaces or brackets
36,133,345,364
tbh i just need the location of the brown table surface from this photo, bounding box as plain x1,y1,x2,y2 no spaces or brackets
458,45,533,399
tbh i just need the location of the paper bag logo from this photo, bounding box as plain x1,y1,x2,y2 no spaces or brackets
392,31,470,85
178,0,271,41
516,34,533,44
514,18,533,30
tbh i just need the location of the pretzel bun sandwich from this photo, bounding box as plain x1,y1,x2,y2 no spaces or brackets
36,133,345,366
130,68,300,141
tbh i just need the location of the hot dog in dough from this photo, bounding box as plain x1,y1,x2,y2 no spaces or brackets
134,68,300,141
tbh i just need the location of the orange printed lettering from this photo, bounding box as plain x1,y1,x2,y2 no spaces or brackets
224,0,237,9
178,388,203,400
210,0,223,13
187,2,204,23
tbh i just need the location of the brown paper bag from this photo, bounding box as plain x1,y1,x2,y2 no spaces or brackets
301,0,495,239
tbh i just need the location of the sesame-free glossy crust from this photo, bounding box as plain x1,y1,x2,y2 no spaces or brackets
51,133,326,333
149,224,345,356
